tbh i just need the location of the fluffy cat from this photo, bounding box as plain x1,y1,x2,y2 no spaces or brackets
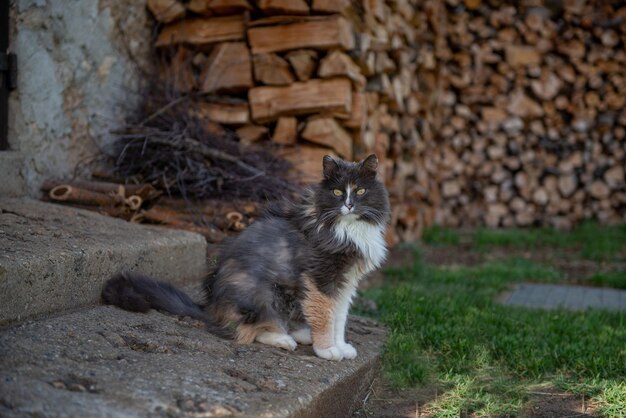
103,154,390,361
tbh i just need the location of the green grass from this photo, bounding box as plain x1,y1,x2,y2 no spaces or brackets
361,253,626,416
422,225,461,246
471,222,626,261
472,227,569,249
587,271,626,289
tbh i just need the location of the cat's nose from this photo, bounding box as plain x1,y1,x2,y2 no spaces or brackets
345,203,354,210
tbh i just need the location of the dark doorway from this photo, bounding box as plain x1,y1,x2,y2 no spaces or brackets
1,0,15,150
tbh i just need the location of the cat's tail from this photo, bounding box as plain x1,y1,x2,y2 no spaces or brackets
102,272,232,339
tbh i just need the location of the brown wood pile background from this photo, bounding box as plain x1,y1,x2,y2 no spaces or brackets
414,0,626,232
147,0,626,245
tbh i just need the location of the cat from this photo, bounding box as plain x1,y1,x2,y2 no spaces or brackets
102,154,390,361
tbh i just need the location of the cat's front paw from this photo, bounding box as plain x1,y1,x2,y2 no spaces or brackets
276,335,298,351
314,346,344,361
256,332,297,351
338,342,357,359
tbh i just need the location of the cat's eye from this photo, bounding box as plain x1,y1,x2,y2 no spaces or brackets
333,189,343,196
356,188,366,195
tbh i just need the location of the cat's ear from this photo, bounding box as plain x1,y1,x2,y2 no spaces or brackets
360,154,379,173
322,155,339,179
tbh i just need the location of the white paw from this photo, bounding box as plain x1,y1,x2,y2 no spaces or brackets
338,342,357,359
274,334,297,351
256,332,297,351
314,346,344,361
290,328,312,345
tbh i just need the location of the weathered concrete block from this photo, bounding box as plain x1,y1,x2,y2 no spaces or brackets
0,306,385,417
0,198,207,325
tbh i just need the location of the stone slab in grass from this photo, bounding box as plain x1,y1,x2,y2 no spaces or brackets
502,283,626,311
0,305,384,417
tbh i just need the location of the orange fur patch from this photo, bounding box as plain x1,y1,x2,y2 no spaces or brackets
301,277,336,348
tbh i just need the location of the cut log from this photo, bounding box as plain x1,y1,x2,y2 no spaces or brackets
199,42,252,93
530,71,562,100
49,185,118,207
481,107,508,129
311,0,351,13
168,47,196,93
147,0,186,23
604,166,625,189
278,145,337,184
533,188,549,205
343,91,366,130
590,181,610,200
558,174,578,197
301,117,352,159
252,53,295,85
248,78,352,123
557,39,585,60
375,52,396,74
318,50,366,88
193,101,250,125
155,15,245,47
365,0,386,21
184,0,209,14
186,0,252,15
505,45,541,66
257,0,309,15
485,203,508,227
507,90,544,118
42,180,160,202
464,0,481,10
236,124,269,143
285,49,318,81
272,117,298,145
442,180,461,198
247,15,354,54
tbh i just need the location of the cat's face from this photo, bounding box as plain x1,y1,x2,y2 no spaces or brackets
315,154,390,226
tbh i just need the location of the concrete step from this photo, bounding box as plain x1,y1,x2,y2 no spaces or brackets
0,305,384,417
0,198,208,326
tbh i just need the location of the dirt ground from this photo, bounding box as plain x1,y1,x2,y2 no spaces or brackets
352,377,440,418
353,378,597,418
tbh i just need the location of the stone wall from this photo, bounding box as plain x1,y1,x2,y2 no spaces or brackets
3,0,152,196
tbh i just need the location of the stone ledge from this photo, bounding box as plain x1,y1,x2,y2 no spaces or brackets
0,306,384,417
0,198,207,325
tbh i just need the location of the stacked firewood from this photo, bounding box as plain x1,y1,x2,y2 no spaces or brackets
147,0,625,244
148,0,429,243
410,0,626,230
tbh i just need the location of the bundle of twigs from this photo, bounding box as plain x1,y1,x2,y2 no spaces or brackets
112,91,298,202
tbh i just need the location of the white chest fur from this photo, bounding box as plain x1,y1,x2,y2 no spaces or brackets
333,216,388,275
